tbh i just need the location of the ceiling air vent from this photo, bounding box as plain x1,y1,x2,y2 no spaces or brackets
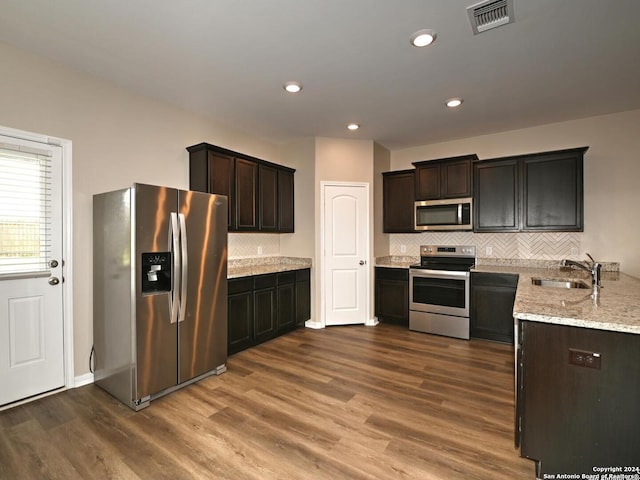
467,0,514,35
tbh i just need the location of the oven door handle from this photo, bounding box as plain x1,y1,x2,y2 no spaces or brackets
410,269,470,279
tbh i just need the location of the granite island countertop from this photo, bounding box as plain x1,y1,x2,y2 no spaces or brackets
473,264,640,335
228,256,312,279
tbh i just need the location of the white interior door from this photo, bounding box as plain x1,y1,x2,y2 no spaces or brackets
323,183,369,326
0,135,64,407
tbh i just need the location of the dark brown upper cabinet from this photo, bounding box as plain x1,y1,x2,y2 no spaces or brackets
474,147,587,233
474,158,520,232
235,158,258,231
187,143,295,233
187,149,235,228
413,154,476,200
522,152,583,231
382,169,416,233
258,164,277,232
277,169,294,233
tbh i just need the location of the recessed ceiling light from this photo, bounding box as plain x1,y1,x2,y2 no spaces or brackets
347,123,360,131
445,98,463,108
283,81,302,93
410,29,437,47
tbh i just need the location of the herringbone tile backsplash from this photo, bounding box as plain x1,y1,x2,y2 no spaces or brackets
229,233,280,258
389,232,582,260
230,231,582,262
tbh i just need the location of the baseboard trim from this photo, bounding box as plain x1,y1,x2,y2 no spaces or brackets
365,317,379,327
74,372,95,387
305,319,324,329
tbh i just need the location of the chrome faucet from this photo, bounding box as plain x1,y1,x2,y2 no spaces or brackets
561,253,602,289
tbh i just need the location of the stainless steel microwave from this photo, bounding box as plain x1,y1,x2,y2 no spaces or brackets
414,197,473,231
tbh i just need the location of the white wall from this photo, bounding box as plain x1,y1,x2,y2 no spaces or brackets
279,137,316,259
0,42,281,377
391,109,640,277
373,142,391,258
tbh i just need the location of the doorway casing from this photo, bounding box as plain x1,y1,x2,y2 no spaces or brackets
0,124,74,410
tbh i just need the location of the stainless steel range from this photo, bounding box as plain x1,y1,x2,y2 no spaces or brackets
409,245,476,340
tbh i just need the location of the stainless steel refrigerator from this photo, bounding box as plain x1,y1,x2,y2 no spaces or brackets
93,183,227,410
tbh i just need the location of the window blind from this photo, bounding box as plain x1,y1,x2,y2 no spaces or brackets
0,146,52,275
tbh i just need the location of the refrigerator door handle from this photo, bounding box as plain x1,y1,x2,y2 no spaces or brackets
178,213,188,323
169,212,180,324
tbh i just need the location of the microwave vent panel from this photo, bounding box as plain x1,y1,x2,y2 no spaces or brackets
467,0,514,35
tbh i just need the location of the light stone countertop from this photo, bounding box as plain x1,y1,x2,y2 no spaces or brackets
473,265,640,335
375,256,419,269
227,256,312,279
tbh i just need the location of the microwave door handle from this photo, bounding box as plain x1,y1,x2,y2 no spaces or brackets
457,203,463,225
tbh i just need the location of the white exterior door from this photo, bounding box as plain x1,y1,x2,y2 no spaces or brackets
323,183,369,326
0,134,65,407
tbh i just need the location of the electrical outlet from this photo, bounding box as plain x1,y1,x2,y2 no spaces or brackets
400,245,407,254
485,246,493,256
570,247,578,256
257,246,263,255
569,348,601,369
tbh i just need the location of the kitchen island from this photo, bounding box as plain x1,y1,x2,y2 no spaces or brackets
474,263,640,477
473,263,640,334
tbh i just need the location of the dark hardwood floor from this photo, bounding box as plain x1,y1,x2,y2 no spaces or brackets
0,324,536,479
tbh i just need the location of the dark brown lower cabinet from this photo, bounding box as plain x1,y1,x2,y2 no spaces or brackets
228,269,311,355
517,320,640,476
470,272,517,344
276,271,296,332
253,274,277,344
295,269,311,326
374,267,409,326
227,277,253,354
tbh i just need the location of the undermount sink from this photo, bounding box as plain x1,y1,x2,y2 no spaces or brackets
531,278,590,289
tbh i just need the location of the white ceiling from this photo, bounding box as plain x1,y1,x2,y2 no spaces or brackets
1,0,639,150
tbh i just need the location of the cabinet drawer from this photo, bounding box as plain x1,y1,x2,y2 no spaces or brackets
254,273,277,289
375,267,409,282
277,271,296,285
228,277,253,294
472,272,518,288
295,268,310,282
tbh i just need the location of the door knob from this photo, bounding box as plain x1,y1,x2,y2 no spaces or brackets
48,277,60,286
359,260,366,265
49,259,59,268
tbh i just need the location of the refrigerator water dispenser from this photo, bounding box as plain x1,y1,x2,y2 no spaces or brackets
141,252,171,294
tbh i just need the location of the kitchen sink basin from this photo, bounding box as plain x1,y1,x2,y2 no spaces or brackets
531,278,590,289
